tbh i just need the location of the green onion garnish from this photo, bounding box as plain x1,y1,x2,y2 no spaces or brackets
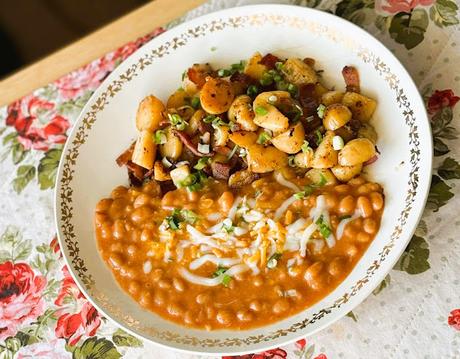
316,215,332,238
339,215,352,220
301,140,312,153
317,104,326,118
168,113,188,131
288,155,296,167
315,129,323,145
267,253,282,269
194,157,210,170
287,83,298,97
191,97,200,109
255,106,268,116
221,274,232,287
247,85,258,97
218,69,231,77
153,130,167,144
257,131,272,145
212,266,232,287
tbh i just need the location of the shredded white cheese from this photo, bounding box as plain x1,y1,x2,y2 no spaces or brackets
274,172,300,192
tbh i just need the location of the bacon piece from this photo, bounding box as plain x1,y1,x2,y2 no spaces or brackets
173,130,213,157
260,53,280,69
211,162,232,180
342,66,360,93
298,83,318,117
115,142,135,167
186,63,213,88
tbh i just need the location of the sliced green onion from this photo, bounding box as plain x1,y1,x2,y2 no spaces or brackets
168,113,188,130
218,69,231,77
221,274,232,287
203,115,217,123
276,80,288,91
268,95,278,104
255,106,268,116
180,209,198,224
288,155,296,167
267,253,282,269
332,135,344,150
181,70,186,81
301,140,312,153
294,186,314,199
191,97,200,109
213,266,227,277
227,145,239,160
275,62,284,71
317,173,327,186
257,131,272,144
231,60,246,72
316,215,332,238
153,130,167,144
339,215,352,220
194,157,210,170
317,104,326,118
162,157,173,168
212,266,232,287
197,143,210,154
287,83,298,97
315,130,323,145
222,218,234,233
247,85,258,97
259,72,274,86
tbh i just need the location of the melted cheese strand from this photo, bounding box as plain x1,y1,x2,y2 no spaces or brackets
274,171,300,192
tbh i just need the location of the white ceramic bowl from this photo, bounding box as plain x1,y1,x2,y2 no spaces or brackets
55,4,432,355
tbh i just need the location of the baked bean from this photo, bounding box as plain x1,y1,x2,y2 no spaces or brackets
357,232,371,243
154,291,165,306
196,293,211,304
356,196,373,218
167,303,184,317
338,195,355,215
334,184,351,193
108,253,125,270
126,244,138,258
252,276,263,287
346,244,359,257
216,309,233,325
323,194,339,209
363,218,378,234
187,190,199,202
140,228,153,242
206,306,216,319
95,198,113,213
142,181,161,196
249,300,263,312
95,213,109,227
328,257,345,277
348,176,366,186
370,192,384,211
184,311,195,325
304,261,326,290
158,279,171,289
151,268,163,281
273,285,284,297
109,198,127,219
130,229,142,243
173,278,186,292
284,210,294,225
133,193,150,208
236,310,254,322
356,183,374,195
110,243,123,253
128,281,141,296
276,269,287,281
111,186,128,199
273,299,289,314
112,220,126,240
130,206,154,224
125,205,134,214
139,291,153,308
344,223,358,239
199,198,214,209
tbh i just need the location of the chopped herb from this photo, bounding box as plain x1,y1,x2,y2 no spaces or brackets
218,68,231,77
239,148,247,157
210,46,217,52
203,115,228,128
276,80,289,91
178,170,207,192
315,129,323,145
294,186,314,199
164,208,199,230
257,131,272,145
247,85,259,97
260,72,274,86
180,209,198,224
203,115,217,123
181,70,186,81
221,274,232,287
267,252,282,269
153,130,167,144
194,157,210,170
317,173,327,186
222,218,234,233
191,97,201,109
316,215,332,238
317,104,326,118
230,60,246,73
273,74,283,82
227,145,239,160
339,215,352,220
275,62,284,71
255,106,268,116
287,83,298,97
301,140,312,153
168,113,188,131
288,155,296,167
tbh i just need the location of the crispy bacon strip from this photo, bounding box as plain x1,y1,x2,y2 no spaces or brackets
342,66,360,93
173,130,213,157
115,142,135,167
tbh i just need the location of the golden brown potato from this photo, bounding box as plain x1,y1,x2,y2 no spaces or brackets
338,138,376,166
136,95,166,132
246,144,288,173
132,130,156,170
170,165,190,188
200,77,235,114
229,131,258,148
294,150,314,168
166,89,190,109
331,163,362,182
271,122,305,154
253,91,290,132
357,123,378,144
244,52,269,81
323,104,352,131
159,127,183,160
186,109,206,136
342,92,377,122
321,91,345,106
281,58,318,86
312,132,338,169
228,95,258,131
213,125,230,147
154,161,171,181
314,83,329,98
305,168,337,185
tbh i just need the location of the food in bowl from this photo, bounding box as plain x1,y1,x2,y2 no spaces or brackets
94,52,383,330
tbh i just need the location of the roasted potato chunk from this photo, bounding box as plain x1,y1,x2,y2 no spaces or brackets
154,161,171,181
167,89,190,109
305,168,337,185
342,92,377,122
338,138,376,166
136,95,166,132
357,123,378,144
228,95,257,131
244,52,269,81
281,58,318,86
160,127,183,160
271,122,305,154
253,91,290,132
200,77,235,114
132,130,156,170
247,144,288,173
321,91,344,106
323,104,352,131
229,131,258,148
294,150,314,168
312,131,338,168
183,63,213,94
331,163,362,182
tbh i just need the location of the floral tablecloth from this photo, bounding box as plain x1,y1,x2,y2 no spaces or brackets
1,0,459,358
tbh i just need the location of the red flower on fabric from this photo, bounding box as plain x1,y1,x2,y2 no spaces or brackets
314,355,328,359
55,301,101,345
54,265,101,345
376,0,435,14
295,338,307,349
5,95,70,151
49,236,61,257
0,261,46,340
222,348,287,359
427,89,460,114
448,309,460,331
54,27,165,100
